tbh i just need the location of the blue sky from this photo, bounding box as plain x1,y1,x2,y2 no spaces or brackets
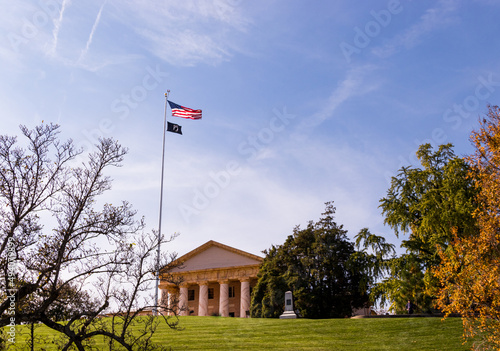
1,0,500,258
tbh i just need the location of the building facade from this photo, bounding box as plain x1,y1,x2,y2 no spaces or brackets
159,240,263,318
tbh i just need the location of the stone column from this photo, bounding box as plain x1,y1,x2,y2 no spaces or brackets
179,285,188,316
166,290,172,315
219,281,229,317
198,282,209,316
158,288,166,313
240,279,250,318
158,288,164,305
160,287,174,313
165,287,176,316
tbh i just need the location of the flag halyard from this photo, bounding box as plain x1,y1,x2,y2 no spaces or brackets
167,100,202,120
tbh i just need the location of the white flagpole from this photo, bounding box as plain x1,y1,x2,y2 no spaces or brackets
154,90,170,316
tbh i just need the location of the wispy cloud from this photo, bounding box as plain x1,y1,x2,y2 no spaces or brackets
138,28,233,67
7,0,249,69
295,65,379,135
372,0,459,58
118,0,250,66
48,0,69,57
77,0,107,65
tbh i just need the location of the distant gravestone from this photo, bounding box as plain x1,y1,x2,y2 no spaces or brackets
279,291,297,319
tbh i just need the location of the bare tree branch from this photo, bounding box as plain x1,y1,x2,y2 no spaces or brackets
0,124,179,349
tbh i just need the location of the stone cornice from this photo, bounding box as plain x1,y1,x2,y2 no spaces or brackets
160,264,260,288
160,240,263,274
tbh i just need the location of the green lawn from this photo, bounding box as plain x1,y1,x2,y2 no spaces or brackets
5,316,469,350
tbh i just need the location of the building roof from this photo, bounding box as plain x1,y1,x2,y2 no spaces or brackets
161,240,263,274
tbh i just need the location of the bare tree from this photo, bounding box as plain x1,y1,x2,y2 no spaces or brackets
0,124,179,350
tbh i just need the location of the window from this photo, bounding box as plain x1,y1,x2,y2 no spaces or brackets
229,286,235,298
208,288,214,300
188,289,195,301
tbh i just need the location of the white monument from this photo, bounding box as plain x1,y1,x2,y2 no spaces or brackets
279,291,297,319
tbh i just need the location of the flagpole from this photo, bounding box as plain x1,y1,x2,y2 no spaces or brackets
154,90,170,316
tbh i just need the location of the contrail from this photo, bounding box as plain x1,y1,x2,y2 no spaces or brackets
78,0,107,64
49,0,69,56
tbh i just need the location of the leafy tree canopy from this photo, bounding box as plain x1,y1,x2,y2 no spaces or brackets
379,143,478,313
251,202,370,319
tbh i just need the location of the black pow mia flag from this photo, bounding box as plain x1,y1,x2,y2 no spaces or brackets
167,121,182,135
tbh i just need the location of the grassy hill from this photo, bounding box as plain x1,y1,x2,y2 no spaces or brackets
6,316,468,350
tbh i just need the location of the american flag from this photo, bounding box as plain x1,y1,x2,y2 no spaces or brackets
167,100,202,120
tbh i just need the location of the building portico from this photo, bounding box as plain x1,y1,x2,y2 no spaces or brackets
159,241,262,317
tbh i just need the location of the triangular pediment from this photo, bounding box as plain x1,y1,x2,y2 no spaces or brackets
163,240,263,273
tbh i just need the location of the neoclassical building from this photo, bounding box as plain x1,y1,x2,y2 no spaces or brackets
159,240,263,317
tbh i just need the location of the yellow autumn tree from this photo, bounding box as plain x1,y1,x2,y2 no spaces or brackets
435,105,500,350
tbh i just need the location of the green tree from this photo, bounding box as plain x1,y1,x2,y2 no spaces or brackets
251,202,370,318
371,253,432,314
352,228,396,310
379,143,478,313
